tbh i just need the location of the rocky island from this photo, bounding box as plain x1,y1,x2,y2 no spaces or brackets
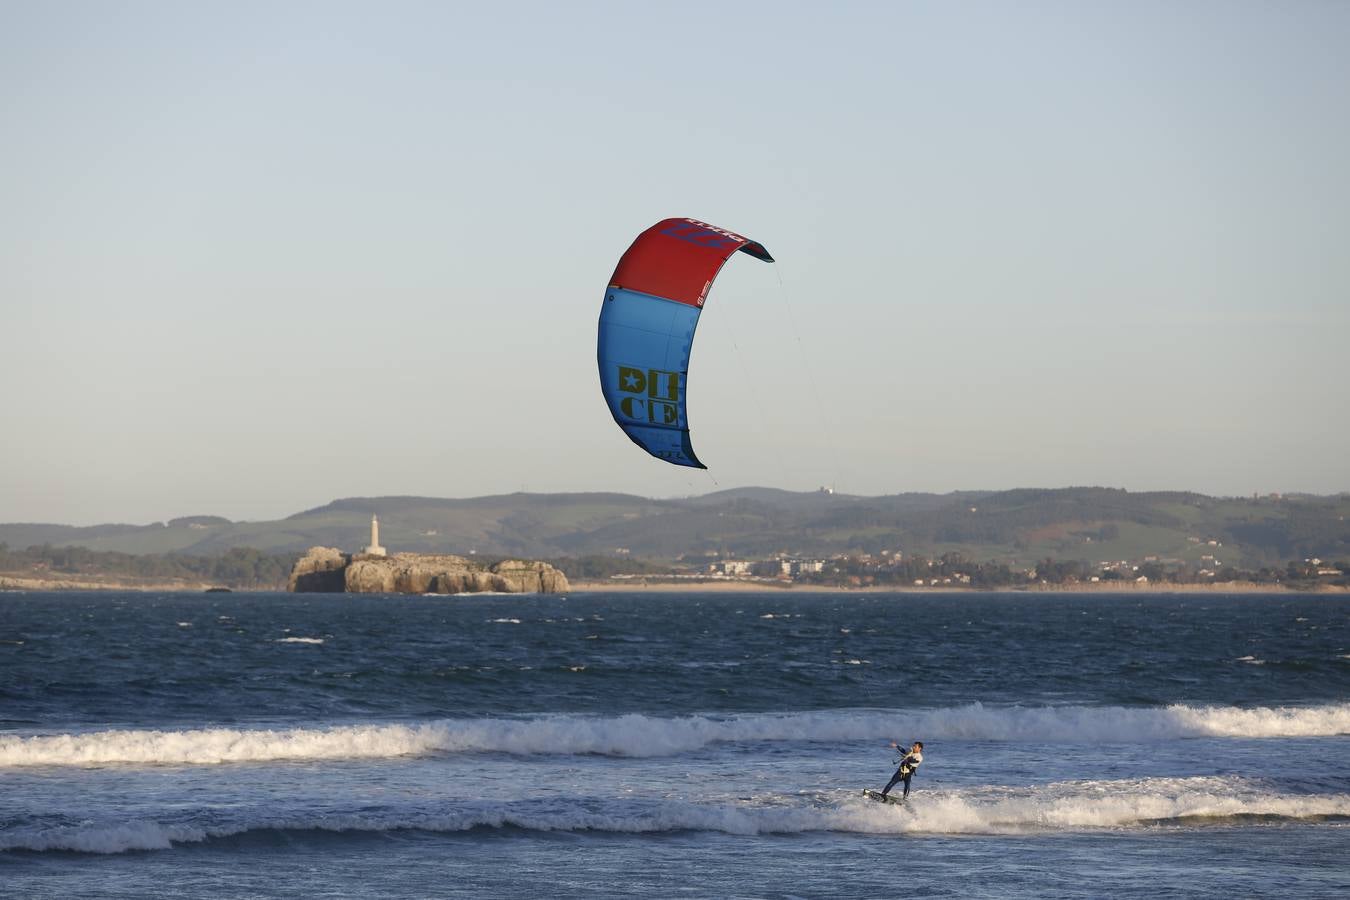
286,514,568,594
288,547,569,594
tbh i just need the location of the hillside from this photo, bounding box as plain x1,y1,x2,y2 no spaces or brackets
2,488,1348,570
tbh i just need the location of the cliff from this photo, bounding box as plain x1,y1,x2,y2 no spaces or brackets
287,548,569,594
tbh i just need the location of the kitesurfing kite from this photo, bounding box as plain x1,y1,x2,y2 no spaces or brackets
596,218,773,468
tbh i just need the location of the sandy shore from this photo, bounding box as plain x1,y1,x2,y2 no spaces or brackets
568,579,1346,595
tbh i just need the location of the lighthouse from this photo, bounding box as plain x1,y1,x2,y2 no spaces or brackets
364,514,387,557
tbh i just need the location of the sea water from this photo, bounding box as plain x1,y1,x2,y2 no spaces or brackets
1,591,1346,898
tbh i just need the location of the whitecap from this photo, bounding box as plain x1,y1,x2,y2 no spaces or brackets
5,703,1348,770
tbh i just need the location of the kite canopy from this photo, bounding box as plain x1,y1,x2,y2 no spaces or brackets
597,218,774,468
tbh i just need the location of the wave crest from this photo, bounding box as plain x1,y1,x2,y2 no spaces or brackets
2,703,1347,768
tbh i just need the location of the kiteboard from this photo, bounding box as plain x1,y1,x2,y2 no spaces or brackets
862,789,906,805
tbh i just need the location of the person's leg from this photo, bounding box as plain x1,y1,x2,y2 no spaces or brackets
901,773,912,799
881,769,904,796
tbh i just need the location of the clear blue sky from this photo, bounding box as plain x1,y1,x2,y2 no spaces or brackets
3,1,1347,524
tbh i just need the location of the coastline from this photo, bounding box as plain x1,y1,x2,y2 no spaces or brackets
0,573,220,592
3,572,1343,595
568,578,1347,595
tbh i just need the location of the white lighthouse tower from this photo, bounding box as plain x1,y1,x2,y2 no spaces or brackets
364,514,387,557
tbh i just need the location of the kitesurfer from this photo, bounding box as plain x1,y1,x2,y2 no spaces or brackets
880,740,923,800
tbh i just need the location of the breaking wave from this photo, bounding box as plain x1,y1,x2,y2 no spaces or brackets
2,703,1347,768
4,777,1347,853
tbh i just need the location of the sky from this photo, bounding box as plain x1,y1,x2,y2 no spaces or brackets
2,1,1348,525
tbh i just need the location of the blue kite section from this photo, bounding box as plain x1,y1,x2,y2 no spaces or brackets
597,287,705,468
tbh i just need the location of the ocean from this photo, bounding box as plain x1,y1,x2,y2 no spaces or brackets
1,590,1347,898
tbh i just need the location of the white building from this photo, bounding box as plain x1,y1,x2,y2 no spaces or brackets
709,560,751,576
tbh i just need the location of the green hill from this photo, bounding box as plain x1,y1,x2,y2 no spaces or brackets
2,488,1347,569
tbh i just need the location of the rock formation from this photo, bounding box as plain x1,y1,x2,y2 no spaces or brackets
288,548,569,594
287,546,349,592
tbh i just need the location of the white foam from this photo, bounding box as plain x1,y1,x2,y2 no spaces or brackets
0,723,451,767
3,703,1348,769
274,637,324,644
3,777,1347,853
856,776,1350,836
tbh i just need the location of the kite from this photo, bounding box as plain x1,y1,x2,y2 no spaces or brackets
596,218,773,468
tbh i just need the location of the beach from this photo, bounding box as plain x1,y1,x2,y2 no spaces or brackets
569,578,1345,594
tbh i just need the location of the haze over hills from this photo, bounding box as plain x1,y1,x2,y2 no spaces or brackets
2,487,1348,569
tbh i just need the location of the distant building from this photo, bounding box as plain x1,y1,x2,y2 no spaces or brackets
752,559,791,577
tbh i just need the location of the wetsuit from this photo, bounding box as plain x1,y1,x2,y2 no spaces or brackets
881,748,923,799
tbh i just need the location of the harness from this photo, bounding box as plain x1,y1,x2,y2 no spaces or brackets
893,751,922,777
